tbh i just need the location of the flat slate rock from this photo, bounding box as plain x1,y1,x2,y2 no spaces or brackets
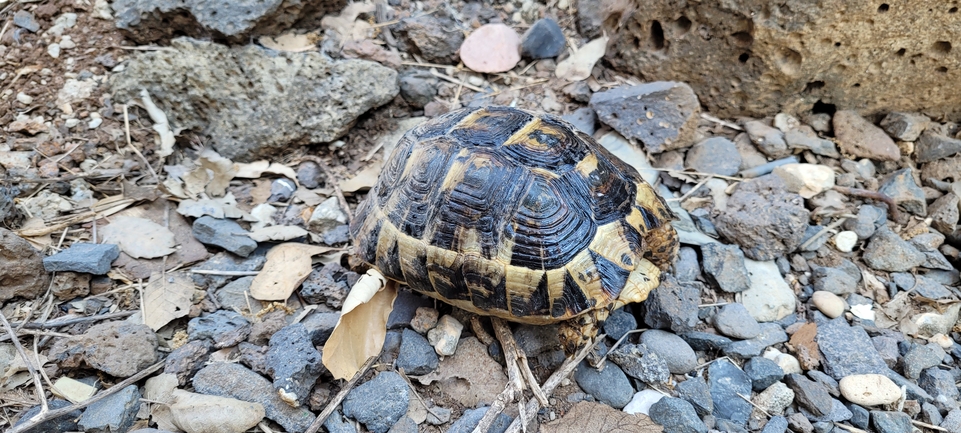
43,243,119,274
708,359,753,426
815,317,888,380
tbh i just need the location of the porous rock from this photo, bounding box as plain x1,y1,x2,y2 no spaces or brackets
0,229,50,302
715,174,810,261
589,81,700,154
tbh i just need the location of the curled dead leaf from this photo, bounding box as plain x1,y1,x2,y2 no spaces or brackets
322,269,397,380
247,225,310,242
555,36,609,82
259,32,320,52
340,162,382,193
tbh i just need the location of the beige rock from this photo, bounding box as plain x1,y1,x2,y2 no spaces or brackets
833,231,858,253
169,389,265,433
839,374,902,406
772,163,836,198
833,111,901,161
460,24,521,73
603,1,961,121
811,291,845,319
427,315,464,356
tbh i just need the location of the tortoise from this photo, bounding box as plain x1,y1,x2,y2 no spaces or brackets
350,106,679,355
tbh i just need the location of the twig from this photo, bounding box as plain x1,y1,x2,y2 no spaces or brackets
7,361,164,433
10,311,137,330
304,356,377,433
699,113,743,131
667,175,714,203
798,216,851,251
123,105,160,183
397,370,445,421
910,420,948,431
491,318,525,394
739,156,799,179
833,186,903,222
429,69,486,92
0,311,48,414
650,167,743,182
832,423,869,433
189,270,260,276
736,392,770,417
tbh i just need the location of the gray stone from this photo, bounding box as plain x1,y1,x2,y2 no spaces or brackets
574,361,634,409
680,331,733,352
81,322,159,378
649,397,708,433
844,204,886,240
300,262,357,308
784,374,832,417
192,216,258,257
603,308,636,341
641,329,698,374
761,416,788,433
916,130,961,163
942,409,961,432
398,71,438,109
862,227,926,273
13,10,40,32
296,161,323,189
324,410,354,433
521,18,566,59
811,264,860,295
800,398,852,423
784,129,839,158
892,273,953,299
575,0,602,38
447,407,512,433
848,403,870,429
787,412,814,433
700,243,750,293
922,154,961,184
13,399,81,432
77,385,141,433
834,111,902,161
744,357,784,392
266,324,323,406
921,402,943,426
919,367,960,407
191,251,266,290
743,121,789,158
880,112,930,141
675,246,700,282
561,107,596,135
387,290,433,329
111,38,398,161
188,310,251,348
715,175,810,261
816,318,888,379
871,411,912,433
42,243,119,275
928,193,959,236
902,343,947,380
343,371,409,433
806,370,840,397
879,168,927,216
708,359,753,426
268,177,296,202
799,224,829,252
909,233,955,270
0,229,50,302
396,329,438,375
685,137,741,176
676,376,713,416
321,224,350,245
111,0,343,43
713,303,761,339
608,343,671,385
308,197,348,233
164,340,212,386
640,275,700,333
194,362,313,432
387,416,418,433
394,15,463,63
300,311,339,345
589,82,700,153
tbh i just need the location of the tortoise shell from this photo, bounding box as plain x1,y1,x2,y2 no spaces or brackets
350,106,679,324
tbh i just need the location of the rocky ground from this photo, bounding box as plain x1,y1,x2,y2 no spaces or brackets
1,1,961,433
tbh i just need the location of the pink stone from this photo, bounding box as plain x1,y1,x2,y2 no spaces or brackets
460,24,521,74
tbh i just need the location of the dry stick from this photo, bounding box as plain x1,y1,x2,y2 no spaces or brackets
504,338,600,433
7,361,164,433
0,311,48,413
700,113,743,131
491,318,526,395
9,311,137,331
833,186,903,222
798,216,852,251
397,370,445,421
189,269,260,276
910,419,948,432
304,356,377,433
122,105,160,183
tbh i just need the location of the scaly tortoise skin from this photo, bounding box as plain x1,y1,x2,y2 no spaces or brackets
350,106,679,354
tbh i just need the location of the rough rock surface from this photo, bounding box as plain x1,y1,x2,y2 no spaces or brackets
715,175,810,260
0,229,49,302
112,0,345,43
81,322,159,378
602,0,961,120
589,81,700,153
110,38,398,161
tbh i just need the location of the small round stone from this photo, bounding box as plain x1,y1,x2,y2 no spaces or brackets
811,291,845,319
839,374,902,406
713,303,761,339
834,231,858,252
460,24,521,73
930,333,955,349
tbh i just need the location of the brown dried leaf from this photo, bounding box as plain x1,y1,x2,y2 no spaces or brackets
789,322,820,371
198,149,238,197
247,225,310,242
542,401,662,433
322,270,397,380
101,215,177,259
340,162,382,193
555,36,609,82
235,161,298,183
143,271,198,331
250,243,337,300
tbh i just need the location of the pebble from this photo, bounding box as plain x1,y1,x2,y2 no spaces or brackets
603,308,636,341
574,359,635,410
700,243,750,293
43,243,120,275
13,399,81,432
761,415,788,433
308,197,348,233
16,92,33,104
81,322,158,378
640,275,700,333
715,175,809,261
740,259,797,322
771,163,836,199
607,343,670,385
879,168,926,215
870,411,912,433
192,252,266,291
681,331,733,352
60,35,76,49
838,374,901,406
193,363,312,432
649,397,708,433
300,262,357,308
880,112,930,141
743,120,789,157
918,368,959,405
623,389,664,415
187,310,251,349
713,303,761,339
520,18,566,59
675,376,713,416
833,110,901,161
892,273,953,299
801,398,853,423
410,307,439,333
446,407,511,433
48,43,61,58
268,178,296,202
342,372,409,433
192,216,258,258
816,318,888,379
708,359,753,426
685,137,741,176
942,408,961,431
427,315,463,356
784,129,840,158
862,227,926,273
833,231,858,252
65,118,81,128
902,343,946,379
386,291,434,329
811,291,845,318
560,106,597,135
88,117,103,129
460,24,521,73
396,328,438,375
77,385,141,433
754,382,795,415
787,412,814,433
845,204,886,240
164,340,212,386
396,15,463,63
915,130,961,163
266,324,323,406
0,229,50,302
744,357,785,392
13,10,40,32
783,373,832,416
640,329,698,374
388,416,419,433
589,81,700,153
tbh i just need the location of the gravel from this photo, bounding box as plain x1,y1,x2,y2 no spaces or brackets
342,372,410,433
396,328,439,375
708,359,753,426
573,361,634,409
713,303,761,339
649,397,708,433
640,329,698,374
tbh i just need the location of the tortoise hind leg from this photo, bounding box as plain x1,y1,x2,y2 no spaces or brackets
559,307,612,358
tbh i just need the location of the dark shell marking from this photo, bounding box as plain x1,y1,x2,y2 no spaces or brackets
350,106,679,324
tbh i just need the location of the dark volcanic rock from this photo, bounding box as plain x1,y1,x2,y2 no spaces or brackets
715,175,809,260
590,82,700,154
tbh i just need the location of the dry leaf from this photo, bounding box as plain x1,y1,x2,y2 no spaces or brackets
320,1,376,44
259,32,320,52
169,389,265,433
555,35,609,81
143,271,199,330
198,149,238,197
101,216,177,259
340,162,382,193
788,322,820,371
140,89,176,158
249,203,277,231
293,188,326,206
177,193,252,220
322,269,397,380
235,161,298,183
250,243,338,300
144,373,179,432
248,225,310,242
51,376,97,403
542,401,662,432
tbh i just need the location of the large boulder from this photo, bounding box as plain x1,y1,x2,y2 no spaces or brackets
111,38,399,161
600,1,961,120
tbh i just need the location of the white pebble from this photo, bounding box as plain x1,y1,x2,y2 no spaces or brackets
64,118,80,128
931,333,955,349
88,117,103,129
427,315,463,356
811,291,845,318
16,92,33,104
47,43,61,58
834,231,858,252
59,36,76,49
839,374,902,406
622,390,664,415
774,353,802,375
